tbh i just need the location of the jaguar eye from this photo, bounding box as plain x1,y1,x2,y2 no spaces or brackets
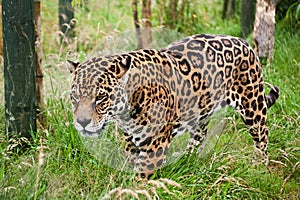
95,91,109,105
95,95,110,113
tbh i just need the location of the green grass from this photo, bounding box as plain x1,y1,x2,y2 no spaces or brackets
1,0,300,199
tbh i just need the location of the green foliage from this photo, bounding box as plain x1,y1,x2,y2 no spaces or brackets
71,0,87,8
277,0,300,31
284,1,300,30
155,0,204,35
276,0,299,20
0,0,300,199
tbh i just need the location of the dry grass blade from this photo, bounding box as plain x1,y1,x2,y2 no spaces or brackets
4,186,17,192
135,189,152,200
102,178,181,199
103,187,153,200
159,178,182,188
222,176,249,189
149,187,159,200
210,171,226,188
148,180,170,193
280,161,300,194
34,138,45,200
148,178,183,198
115,188,140,200
102,187,122,200
210,172,263,195
269,159,287,167
21,161,33,168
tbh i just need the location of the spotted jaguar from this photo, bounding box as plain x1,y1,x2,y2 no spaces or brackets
67,34,279,179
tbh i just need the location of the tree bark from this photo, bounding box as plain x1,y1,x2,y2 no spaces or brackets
141,0,152,48
170,0,179,29
253,0,278,61
132,0,152,49
3,0,37,139
34,0,43,111
240,0,256,37
132,0,143,49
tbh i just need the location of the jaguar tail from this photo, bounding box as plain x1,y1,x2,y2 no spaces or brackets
266,85,280,108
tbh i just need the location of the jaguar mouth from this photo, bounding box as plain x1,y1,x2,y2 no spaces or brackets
79,122,108,138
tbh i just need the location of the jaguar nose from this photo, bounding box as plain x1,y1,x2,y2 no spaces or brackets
77,117,92,128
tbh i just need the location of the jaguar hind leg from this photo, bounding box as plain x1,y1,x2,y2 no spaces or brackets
235,92,270,165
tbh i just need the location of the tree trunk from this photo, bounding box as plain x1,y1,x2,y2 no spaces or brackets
253,0,278,61
132,0,143,49
240,0,256,37
222,0,236,19
141,0,152,48
3,0,37,140
34,0,43,111
170,0,179,29
59,0,75,42
132,0,152,49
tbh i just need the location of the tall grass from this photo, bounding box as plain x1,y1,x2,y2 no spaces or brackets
0,0,299,199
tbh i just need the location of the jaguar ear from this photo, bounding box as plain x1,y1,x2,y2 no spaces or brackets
121,67,131,84
66,60,80,73
117,56,132,83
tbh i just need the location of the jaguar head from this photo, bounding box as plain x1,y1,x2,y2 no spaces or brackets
67,55,131,137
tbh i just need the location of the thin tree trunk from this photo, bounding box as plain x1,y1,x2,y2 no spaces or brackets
132,0,143,49
241,0,256,37
171,0,179,29
253,0,278,61
222,0,236,19
3,0,37,140
141,0,152,48
132,0,152,49
34,0,43,111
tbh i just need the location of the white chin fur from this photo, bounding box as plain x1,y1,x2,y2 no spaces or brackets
80,130,100,138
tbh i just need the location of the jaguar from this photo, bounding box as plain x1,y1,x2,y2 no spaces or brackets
67,34,279,179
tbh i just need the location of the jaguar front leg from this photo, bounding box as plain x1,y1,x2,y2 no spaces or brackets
134,124,173,179
186,119,209,153
123,134,140,164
